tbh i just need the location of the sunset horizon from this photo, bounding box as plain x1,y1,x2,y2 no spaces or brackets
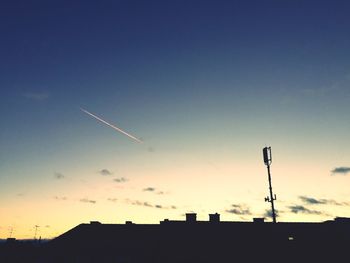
1,0,350,241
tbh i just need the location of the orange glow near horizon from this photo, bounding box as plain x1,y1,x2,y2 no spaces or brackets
1,149,349,239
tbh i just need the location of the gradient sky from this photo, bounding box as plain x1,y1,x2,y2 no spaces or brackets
1,0,350,239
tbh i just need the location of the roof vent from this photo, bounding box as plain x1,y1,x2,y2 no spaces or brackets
186,213,197,223
209,213,220,223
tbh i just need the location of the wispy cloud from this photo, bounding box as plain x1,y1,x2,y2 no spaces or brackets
299,196,349,206
22,92,49,101
143,187,156,192
80,198,96,204
99,169,113,176
331,167,350,175
288,205,323,215
225,204,251,215
113,177,128,183
54,196,67,201
107,198,118,202
54,172,65,180
143,202,153,207
127,200,153,207
142,187,167,195
299,196,327,205
263,209,280,218
125,199,176,210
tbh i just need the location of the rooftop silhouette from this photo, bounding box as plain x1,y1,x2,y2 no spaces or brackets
1,148,347,263
48,215,350,262
2,213,348,262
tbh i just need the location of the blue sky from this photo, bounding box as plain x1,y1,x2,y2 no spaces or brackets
1,0,350,238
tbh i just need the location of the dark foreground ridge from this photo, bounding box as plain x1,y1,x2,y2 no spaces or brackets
1,213,350,263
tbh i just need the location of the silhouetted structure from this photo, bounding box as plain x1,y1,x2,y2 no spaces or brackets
39,214,350,263
1,215,350,262
263,146,277,223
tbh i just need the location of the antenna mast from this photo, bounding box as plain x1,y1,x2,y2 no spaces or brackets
34,225,40,240
9,227,13,238
263,147,277,223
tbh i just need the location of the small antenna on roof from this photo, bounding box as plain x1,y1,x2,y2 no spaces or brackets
34,225,40,240
9,227,13,238
263,147,277,223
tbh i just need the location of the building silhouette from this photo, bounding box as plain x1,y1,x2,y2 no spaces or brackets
38,214,350,263
1,214,350,262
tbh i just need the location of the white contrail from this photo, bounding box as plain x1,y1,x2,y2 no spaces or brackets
80,108,143,143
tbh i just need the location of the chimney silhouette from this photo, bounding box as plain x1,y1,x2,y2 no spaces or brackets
186,213,197,223
209,213,220,223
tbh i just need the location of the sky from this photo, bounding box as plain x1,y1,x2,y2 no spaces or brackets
1,0,350,239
